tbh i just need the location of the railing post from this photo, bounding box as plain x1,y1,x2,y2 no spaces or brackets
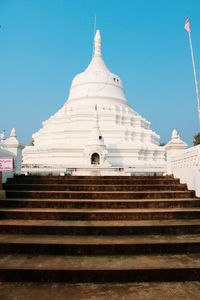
165,129,187,174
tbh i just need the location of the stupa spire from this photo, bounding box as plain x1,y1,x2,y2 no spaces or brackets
89,105,104,145
93,29,101,57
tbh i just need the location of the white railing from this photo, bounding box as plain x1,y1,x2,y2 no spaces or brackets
22,165,126,176
171,145,200,197
22,164,69,173
21,164,166,176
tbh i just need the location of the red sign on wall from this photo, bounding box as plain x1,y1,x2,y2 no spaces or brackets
0,158,13,172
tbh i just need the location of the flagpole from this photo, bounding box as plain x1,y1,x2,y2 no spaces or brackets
186,26,200,123
93,15,97,38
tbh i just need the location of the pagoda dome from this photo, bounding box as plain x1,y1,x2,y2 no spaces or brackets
22,29,166,175
67,30,126,106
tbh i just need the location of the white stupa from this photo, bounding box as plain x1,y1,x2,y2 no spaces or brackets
22,30,166,175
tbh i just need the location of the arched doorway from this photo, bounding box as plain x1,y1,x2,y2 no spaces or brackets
91,153,100,165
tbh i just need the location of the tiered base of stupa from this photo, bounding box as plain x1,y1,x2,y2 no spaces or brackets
22,103,167,176
22,103,167,175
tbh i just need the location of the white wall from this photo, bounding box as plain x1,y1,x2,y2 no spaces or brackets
171,145,200,197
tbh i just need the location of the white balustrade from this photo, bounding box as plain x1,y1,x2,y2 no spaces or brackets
171,145,200,197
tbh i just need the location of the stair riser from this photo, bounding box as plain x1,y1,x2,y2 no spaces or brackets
0,268,199,282
5,191,194,199
4,185,187,192
0,243,200,255
1,225,200,235
1,200,200,209
1,211,200,220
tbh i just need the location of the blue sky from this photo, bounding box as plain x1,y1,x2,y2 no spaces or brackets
1,0,200,146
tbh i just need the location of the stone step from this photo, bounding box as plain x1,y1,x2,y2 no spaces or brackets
2,175,200,284
1,219,200,235
3,183,188,192
1,207,200,220
6,177,180,185
5,190,195,199
0,253,200,282
1,198,200,209
0,233,200,255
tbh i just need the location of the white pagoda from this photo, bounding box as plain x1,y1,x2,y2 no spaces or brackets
22,30,166,175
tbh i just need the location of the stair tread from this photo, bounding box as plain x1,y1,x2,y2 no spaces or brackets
6,190,192,193
0,219,200,227
4,183,185,186
0,233,200,244
3,198,199,202
0,253,200,270
1,207,200,212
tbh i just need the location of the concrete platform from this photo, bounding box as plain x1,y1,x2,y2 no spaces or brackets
0,282,200,300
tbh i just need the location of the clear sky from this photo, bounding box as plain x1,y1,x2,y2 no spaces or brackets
1,0,200,146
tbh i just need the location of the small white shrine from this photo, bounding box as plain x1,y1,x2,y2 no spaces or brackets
0,129,24,182
22,30,166,175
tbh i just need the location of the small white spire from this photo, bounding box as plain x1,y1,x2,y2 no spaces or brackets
165,129,188,149
10,128,17,138
94,29,101,57
10,128,17,137
171,129,180,140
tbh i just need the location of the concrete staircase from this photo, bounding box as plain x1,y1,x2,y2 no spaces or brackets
0,175,200,282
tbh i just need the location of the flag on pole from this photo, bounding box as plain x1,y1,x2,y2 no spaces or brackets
185,16,191,33
184,17,200,122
